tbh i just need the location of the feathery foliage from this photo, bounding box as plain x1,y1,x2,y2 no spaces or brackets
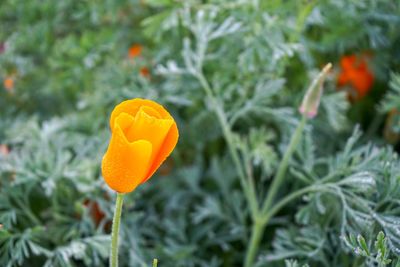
0,0,399,266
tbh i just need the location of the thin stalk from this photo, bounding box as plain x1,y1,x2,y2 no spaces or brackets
153,259,158,267
14,197,41,225
110,193,124,267
196,72,259,219
261,115,307,215
262,184,326,224
244,221,264,267
243,116,308,267
243,185,323,267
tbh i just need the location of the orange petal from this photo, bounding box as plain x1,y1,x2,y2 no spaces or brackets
143,122,179,183
109,98,172,131
128,44,142,59
101,123,152,193
125,107,174,164
340,55,356,70
337,71,349,86
352,71,374,97
3,77,14,91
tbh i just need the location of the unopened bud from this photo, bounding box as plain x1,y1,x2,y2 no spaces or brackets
299,63,332,118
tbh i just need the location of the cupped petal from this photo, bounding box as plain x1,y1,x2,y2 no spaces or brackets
101,124,153,193
142,122,179,183
109,98,172,131
114,112,135,132
125,107,174,162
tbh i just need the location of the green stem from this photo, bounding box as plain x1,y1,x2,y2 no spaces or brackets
243,116,307,267
14,197,41,225
244,184,325,267
261,115,307,216
196,72,259,219
244,221,265,267
262,184,323,224
110,193,124,267
152,259,158,267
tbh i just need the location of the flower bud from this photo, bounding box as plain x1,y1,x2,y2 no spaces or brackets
299,63,332,118
102,98,179,193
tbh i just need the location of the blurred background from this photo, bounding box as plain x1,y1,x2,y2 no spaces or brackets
0,0,400,266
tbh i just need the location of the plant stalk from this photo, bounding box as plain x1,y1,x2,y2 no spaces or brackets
243,115,307,267
261,115,307,216
244,220,265,267
196,72,259,219
110,193,124,267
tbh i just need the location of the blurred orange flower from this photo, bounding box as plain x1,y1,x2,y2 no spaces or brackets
337,54,374,99
128,44,142,59
140,67,150,78
84,199,107,226
102,98,179,193
3,77,14,92
0,144,9,155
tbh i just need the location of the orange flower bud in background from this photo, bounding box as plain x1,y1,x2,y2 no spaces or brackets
3,77,14,92
128,44,142,59
337,54,374,100
101,98,179,193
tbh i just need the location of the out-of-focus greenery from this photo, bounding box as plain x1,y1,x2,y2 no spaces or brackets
0,0,400,266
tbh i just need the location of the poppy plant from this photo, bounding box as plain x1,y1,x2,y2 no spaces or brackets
337,54,374,100
102,98,179,267
128,44,142,59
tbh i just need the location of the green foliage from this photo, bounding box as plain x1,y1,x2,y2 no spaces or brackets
0,0,399,266
381,73,400,112
342,231,399,267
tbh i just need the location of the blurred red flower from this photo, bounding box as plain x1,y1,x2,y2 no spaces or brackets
337,54,374,100
128,44,142,59
140,67,150,78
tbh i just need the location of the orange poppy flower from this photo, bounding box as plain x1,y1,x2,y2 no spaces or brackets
101,98,179,193
3,77,14,92
337,54,374,99
140,67,150,78
128,44,142,59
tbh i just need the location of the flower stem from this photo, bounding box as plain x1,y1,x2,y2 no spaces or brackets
196,72,259,219
261,115,307,216
110,193,124,267
243,115,307,267
244,220,265,267
153,259,158,267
